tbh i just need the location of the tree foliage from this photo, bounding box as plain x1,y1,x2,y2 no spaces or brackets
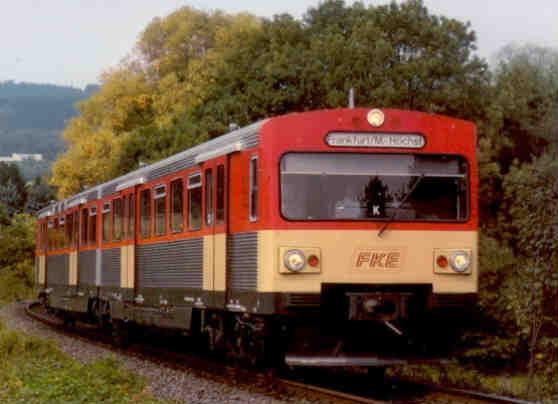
50,0,488,197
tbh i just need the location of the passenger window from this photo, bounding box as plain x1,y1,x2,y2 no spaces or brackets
188,173,202,230
140,189,151,239
170,179,184,233
48,220,54,250
113,198,123,241
73,211,79,247
205,169,213,226
128,194,135,239
216,165,225,223
249,157,258,221
102,203,111,243
66,213,73,248
81,209,89,245
59,217,65,249
154,185,167,236
89,207,97,245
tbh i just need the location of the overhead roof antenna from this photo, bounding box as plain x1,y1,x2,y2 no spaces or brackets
348,87,355,109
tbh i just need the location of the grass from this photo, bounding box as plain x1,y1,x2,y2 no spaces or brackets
0,319,165,404
388,362,558,404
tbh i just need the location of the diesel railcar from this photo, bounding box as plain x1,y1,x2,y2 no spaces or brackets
35,108,478,365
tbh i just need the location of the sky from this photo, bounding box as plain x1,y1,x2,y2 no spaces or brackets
0,0,556,88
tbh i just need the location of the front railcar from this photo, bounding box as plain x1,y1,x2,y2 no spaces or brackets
256,108,478,364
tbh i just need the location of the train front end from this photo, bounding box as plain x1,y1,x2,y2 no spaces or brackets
258,108,478,364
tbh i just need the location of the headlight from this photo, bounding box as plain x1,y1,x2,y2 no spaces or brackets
284,249,306,272
449,251,471,273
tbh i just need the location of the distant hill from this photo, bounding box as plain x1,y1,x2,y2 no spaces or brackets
0,81,99,176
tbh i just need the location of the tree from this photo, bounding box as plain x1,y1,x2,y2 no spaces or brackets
0,213,36,303
49,1,490,197
0,163,26,215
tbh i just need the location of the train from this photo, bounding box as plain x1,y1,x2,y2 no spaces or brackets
35,107,478,367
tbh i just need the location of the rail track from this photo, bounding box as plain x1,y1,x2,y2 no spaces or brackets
24,301,535,404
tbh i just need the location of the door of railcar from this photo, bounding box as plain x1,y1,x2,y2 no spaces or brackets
203,156,228,308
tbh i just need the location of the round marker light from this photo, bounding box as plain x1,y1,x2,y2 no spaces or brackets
449,251,471,273
367,109,385,127
284,250,306,272
307,254,319,267
436,255,449,268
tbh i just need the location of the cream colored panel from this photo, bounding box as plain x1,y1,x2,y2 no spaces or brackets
120,246,128,288
203,236,214,291
38,255,46,284
214,233,227,291
127,245,135,289
69,252,78,285
258,230,478,294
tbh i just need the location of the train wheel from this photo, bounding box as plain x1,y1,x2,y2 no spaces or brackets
231,314,268,367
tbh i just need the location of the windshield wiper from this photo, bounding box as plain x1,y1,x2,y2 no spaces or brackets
378,174,424,238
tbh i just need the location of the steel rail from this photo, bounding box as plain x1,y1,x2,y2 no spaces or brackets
24,301,538,404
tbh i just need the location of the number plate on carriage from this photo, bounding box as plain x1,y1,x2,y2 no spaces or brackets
352,248,404,271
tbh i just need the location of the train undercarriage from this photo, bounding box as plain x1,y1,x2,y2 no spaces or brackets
38,283,475,369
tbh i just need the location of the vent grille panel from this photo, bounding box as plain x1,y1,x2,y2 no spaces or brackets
46,254,69,286
101,248,120,287
137,238,203,289
78,250,96,286
227,232,258,291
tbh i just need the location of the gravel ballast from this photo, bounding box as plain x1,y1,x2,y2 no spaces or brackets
0,302,301,404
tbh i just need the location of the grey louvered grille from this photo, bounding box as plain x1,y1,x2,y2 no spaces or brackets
147,156,196,181
137,238,203,289
227,232,258,291
46,254,69,285
78,250,96,285
101,248,120,286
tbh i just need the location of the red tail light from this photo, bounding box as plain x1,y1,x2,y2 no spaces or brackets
436,255,448,268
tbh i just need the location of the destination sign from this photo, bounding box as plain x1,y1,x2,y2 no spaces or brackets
326,132,425,149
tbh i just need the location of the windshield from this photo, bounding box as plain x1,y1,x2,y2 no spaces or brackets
281,153,468,221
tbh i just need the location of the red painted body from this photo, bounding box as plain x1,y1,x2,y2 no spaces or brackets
37,108,477,256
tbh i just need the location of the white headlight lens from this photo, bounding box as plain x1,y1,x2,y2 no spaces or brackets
284,249,306,272
449,251,471,272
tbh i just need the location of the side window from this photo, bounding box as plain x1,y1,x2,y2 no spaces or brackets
89,207,97,245
102,203,111,243
59,217,65,249
154,185,167,236
205,169,213,226
140,189,151,239
170,179,184,233
48,220,54,250
66,213,73,248
73,211,79,247
122,195,129,240
113,198,123,241
128,194,135,239
216,165,225,223
249,156,258,221
81,208,89,245
188,173,202,230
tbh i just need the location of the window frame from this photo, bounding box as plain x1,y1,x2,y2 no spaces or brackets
205,168,213,226
102,202,111,243
279,152,471,223
170,178,184,233
153,184,167,236
88,206,97,246
188,172,202,231
139,189,152,239
81,208,89,245
216,164,225,224
112,198,123,242
249,156,258,222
